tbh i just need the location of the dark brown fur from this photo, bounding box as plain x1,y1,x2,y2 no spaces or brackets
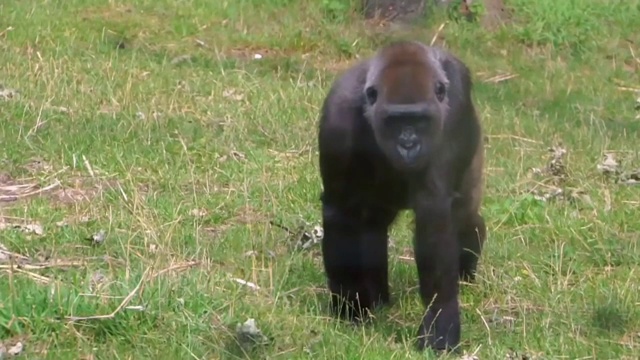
317,40,486,352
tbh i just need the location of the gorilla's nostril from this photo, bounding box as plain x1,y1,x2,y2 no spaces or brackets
399,140,419,149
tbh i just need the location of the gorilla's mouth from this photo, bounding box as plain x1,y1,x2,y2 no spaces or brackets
397,144,421,164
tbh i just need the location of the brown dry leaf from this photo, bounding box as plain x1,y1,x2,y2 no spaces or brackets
98,102,120,115
170,54,191,65
547,145,568,178
244,250,259,257
460,354,480,360
222,88,245,101
54,187,97,204
505,349,544,359
190,208,208,217
0,242,10,262
0,172,13,185
202,224,231,238
529,144,569,182
0,221,44,236
231,205,266,224
22,223,44,235
89,271,108,293
567,188,594,206
46,105,72,114
56,215,91,227
619,169,640,185
531,187,563,202
230,150,247,162
270,219,324,251
598,152,640,185
23,157,53,173
0,84,18,100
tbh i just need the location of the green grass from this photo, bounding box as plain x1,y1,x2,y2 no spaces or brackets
1,0,639,358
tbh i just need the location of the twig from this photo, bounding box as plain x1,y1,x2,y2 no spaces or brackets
486,134,542,144
617,86,640,92
4,268,51,283
232,278,261,290
65,267,151,322
0,257,118,270
82,155,96,178
0,26,14,37
269,220,295,234
628,44,639,64
0,248,30,261
483,73,519,83
0,180,61,201
476,308,492,345
430,22,447,46
149,261,200,280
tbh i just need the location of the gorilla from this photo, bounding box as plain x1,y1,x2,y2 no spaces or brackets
316,40,486,352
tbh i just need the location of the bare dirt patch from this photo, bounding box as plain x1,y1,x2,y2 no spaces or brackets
480,0,513,30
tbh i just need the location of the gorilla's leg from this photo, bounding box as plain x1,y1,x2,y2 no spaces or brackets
321,199,396,320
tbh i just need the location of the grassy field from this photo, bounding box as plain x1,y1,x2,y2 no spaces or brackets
1,0,639,358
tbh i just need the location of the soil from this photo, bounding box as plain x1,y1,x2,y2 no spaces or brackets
362,0,512,30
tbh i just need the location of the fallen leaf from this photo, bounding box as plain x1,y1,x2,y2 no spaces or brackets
0,84,18,100
46,105,71,114
7,341,23,356
597,153,619,175
460,354,479,360
547,145,568,178
190,208,208,217
222,88,245,101
89,271,107,292
87,230,106,245
618,169,640,185
0,243,10,262
22,223,44,235
230,150,247,161
0,222,44,236
244,250,259,257
236,318,269,347
170,55,191,65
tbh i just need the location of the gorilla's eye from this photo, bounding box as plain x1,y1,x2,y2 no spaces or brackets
365,86,378,105
435,81,446,102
